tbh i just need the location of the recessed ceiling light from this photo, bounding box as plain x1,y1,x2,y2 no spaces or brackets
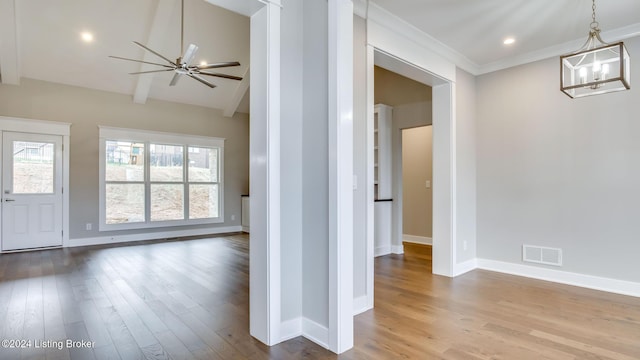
81,32,94,43
200,61,207,66
503,37,515,45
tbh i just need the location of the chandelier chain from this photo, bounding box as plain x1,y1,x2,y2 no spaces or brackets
590,0,599,30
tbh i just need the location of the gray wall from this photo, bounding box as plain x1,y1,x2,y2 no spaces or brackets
476,35,640,281
455,67,477,263
352,15,368,299
280,0,303,323
0,78,249,240
302,0,329,327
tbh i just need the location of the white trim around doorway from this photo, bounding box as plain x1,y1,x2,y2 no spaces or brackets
362,5,461,313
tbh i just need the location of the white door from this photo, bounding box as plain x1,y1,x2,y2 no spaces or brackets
2,132,63,251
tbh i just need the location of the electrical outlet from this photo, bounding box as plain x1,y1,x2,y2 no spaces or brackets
231,214,236,221
425,180,431,189
86,223,92,231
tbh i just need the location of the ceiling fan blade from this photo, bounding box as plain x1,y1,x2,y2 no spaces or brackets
129,69,175,75
133,41,177,66
169,73,182,86
188,73,217,88
195,61,240,70
182,44,199,66
196,71,243,81
109,56,175,69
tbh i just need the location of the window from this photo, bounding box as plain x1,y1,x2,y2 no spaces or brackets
99,127,224,230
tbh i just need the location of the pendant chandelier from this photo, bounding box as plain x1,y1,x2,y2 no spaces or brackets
560,0,630,98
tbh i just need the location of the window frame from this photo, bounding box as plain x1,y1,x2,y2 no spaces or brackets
99,126,225,231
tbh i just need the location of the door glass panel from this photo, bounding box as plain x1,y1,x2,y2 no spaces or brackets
105,141,145,182
188,147,218,182
13,141,54,194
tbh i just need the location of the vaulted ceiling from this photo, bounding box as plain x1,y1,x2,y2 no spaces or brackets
0,0,249,114
1,0,639,111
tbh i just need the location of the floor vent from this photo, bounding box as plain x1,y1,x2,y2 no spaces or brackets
522,245,562,266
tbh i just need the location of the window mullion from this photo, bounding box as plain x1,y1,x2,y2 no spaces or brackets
184,145,189,221
144,141,151,224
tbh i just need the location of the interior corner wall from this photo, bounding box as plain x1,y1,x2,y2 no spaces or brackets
0,78,249,241
352,14,368,302
280,0,303,324
454,67,477,263
476,35,640,282
301,0,330,329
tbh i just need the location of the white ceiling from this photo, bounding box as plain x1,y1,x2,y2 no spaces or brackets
5,0,249,113
369,0,640,73
3,1,640,110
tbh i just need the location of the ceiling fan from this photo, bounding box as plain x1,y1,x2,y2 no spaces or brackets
109,0,242,88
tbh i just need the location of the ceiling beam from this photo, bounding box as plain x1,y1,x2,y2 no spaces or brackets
132,0,178,104
0,0,20,85
223,68,250,117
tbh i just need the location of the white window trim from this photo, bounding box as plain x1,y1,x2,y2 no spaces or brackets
99,126,225,231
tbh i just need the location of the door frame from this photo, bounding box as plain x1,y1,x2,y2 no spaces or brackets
361,4,460,312
0,116,70,252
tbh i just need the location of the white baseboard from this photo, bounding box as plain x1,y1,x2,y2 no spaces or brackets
375,246,391,257
242,226,250,233
477,258,640,298
353,295,372,315
391,245,404,254
403,234,432,245
280,318,302,343
301,318,329,349
453,258,478,277
67,226,243,248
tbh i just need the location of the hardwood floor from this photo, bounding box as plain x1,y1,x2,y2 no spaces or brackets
0,235,639,359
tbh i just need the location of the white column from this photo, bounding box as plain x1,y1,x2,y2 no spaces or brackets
432,82,456,277
249,1,282,345
328,0,354,353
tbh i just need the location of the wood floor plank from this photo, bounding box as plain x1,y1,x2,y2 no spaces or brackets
2,233,640,359
63,321,95,360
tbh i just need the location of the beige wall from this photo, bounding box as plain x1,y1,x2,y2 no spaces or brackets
0,78,249,240
402,126,432,238
374,66,431,106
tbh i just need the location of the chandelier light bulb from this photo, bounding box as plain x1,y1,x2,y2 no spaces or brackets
593,60,601,73
579,67,588,84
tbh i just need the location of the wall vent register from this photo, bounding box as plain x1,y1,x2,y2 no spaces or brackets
522,245,563,267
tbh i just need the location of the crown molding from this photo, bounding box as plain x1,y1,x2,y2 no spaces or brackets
353,0,479,75
353,0,640,76
478,23,640,75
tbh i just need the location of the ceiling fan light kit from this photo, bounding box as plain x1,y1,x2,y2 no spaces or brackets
109,0,242,89
560,0,630,98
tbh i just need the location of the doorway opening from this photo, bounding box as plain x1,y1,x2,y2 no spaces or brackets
363,43,456,310
372,65,433,264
